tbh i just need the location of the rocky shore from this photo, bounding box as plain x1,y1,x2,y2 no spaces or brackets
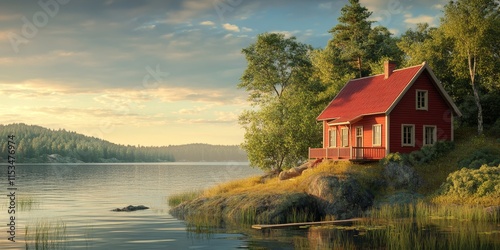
169,161,377,224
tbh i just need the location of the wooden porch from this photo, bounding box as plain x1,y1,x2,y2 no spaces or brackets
308,147,386,161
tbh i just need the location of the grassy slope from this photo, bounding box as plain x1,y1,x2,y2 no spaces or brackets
170,161,382,208
415,127,499,194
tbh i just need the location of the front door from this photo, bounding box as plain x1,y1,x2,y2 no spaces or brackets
355,126,363,159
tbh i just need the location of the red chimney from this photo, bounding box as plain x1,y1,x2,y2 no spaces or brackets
384,61,396,79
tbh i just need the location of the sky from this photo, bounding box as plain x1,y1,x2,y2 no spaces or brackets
0,0,447,146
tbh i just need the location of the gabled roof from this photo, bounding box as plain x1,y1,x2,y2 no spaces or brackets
317,62,462,123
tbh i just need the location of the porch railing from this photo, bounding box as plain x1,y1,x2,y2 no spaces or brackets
309,147,386,160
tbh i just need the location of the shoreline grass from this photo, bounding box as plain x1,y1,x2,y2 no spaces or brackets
25,219,67,250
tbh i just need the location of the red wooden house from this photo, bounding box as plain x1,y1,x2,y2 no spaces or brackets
309,61,462,160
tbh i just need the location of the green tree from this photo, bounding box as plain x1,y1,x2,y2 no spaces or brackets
441,0,500,135
310,46,355,103
239,33,312,102
397,23,470,101
329,0,373,77
238,33,322,172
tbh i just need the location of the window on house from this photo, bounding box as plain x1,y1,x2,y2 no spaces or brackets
424,126,437,146
402,124,415,146
329,129,336,147
416,90,428,110
341,128,349,147
372,124,382,146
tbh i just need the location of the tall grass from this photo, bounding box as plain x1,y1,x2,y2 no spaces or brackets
357,201,500,249
2,195,39,212
168,190,202,207
25,219,67,250
18,195,38,211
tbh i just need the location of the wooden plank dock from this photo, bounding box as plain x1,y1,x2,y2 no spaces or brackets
251,218,363,230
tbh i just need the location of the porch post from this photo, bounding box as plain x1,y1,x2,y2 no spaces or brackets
349,124,352,159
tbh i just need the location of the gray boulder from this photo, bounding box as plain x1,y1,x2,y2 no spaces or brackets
306,175,373,219
384,162,421,191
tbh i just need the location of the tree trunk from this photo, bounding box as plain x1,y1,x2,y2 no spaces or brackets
468,51,483,135
357,57,362,78
472,83,483,135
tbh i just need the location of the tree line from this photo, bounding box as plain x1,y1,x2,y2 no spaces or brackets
0,123,247,163
239,0,500,171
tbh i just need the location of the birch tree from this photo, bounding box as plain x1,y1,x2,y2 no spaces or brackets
441,0,500,135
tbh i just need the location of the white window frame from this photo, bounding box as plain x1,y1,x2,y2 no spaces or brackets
416,90,428,110
341,128,349,147
328,129,337,148
372,124,382,146
401,124,415,147
423,125,437,146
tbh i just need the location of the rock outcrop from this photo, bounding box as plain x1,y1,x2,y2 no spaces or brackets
170,192,322,224
279,159,323,181
306,174,373,219
383,162,421,191
112,205,149,212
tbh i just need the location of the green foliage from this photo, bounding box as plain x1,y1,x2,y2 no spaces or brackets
381,141,454,167
441,0,500,134
239,33,313,103
327,0,402,78
459,91,500,128
458,147,500,169
0,123,175,163
379,152,408,166
438,165,500,198
408,141,455,166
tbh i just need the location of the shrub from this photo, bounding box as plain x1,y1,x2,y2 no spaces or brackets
408,141,454,166
438,165,500,198
380,141,454,167
379,152,408,166
458,147,500,169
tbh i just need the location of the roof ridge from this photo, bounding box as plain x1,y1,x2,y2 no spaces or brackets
349,63,424,82
392,63,424,72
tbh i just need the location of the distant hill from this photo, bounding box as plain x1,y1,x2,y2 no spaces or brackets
0,123,247,163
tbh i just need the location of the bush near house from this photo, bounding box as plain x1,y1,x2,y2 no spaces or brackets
435,165,500,205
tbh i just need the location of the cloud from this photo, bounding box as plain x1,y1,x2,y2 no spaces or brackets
242,27,253,32
175,106,211,115
134,24,156,30
432,4,444,10
404,15,436,25
222,23,240,32
200,20,215,26
269,30,300,38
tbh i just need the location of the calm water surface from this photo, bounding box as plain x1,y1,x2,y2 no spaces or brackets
0,163,265,249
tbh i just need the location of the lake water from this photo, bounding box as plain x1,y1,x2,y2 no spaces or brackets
0,163,267,249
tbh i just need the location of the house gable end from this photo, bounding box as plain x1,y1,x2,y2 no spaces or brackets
386,62,461,117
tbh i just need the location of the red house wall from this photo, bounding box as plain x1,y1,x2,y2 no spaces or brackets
322,114,386,148
389,70,453,154
350,114,386,148
323,122,348,148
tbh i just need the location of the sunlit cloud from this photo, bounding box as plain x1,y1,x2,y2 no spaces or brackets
223,23,240,32
404,14,437,25
200,20,215,26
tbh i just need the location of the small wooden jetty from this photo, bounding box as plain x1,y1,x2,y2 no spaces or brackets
251,218,363,230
